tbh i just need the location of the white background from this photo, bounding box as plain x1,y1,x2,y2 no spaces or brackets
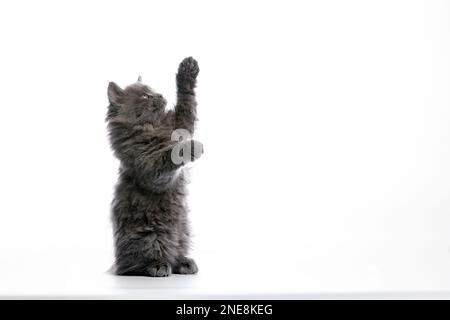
0,0,449,298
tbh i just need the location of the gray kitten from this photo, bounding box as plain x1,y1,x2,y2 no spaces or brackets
106,57,202,277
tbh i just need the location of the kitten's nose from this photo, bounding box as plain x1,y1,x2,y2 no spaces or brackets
155,94,163,99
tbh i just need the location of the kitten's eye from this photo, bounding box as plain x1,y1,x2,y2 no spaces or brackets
141,94,150,99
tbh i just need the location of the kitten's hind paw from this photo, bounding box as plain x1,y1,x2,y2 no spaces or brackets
146,261,172,277
173,257,198,275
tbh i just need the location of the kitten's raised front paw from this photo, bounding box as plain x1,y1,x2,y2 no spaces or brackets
173,257,198,275
177,57,200,91
146,261,172,277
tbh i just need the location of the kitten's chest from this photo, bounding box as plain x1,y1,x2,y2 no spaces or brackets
133,190,185,226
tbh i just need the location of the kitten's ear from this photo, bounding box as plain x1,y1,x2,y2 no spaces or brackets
107,82,125,106
137,75,142,82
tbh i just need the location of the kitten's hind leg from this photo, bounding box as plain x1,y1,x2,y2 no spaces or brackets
115,261,172,277
172,257,198,275
115,263,148,276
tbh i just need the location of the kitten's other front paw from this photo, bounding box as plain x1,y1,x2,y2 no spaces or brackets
146,261,172,277
176,57,199,91
177,140,203,163
190,140,204,161
173,257,198,275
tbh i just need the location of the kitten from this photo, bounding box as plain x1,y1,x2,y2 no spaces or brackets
106,57,203,277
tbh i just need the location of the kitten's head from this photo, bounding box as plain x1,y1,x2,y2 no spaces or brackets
106,77,167,123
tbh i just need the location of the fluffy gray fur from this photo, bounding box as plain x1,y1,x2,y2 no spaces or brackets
106,57,202,277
